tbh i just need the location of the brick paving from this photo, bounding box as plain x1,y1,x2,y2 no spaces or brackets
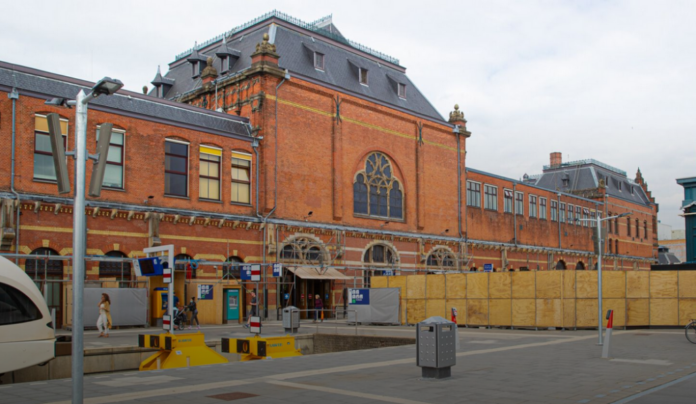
3,326,696,404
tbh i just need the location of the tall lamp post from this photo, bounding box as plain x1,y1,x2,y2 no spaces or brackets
48,78,123,404
579,211,631,345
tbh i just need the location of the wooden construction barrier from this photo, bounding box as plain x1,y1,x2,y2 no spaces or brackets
370,271,696,328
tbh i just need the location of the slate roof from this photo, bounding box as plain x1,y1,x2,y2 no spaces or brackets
527,160,651,207
0,61,251,140
153,13,445,123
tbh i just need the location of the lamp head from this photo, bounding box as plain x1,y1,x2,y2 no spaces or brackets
92,77,124,96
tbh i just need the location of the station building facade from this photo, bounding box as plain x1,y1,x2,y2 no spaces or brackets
0,11,658,327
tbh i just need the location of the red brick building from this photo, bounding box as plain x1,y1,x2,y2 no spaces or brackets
0,11,658,326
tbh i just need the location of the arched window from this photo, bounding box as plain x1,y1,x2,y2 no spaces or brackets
555,260,567,270
225,256,243,279
280,237,327,265
608,240,613,254
25,248,63,276
426,248,457,270
575,261,585,270
615,240,619,255
353,153,403,219
363,243,398,287
174,253,196,279
608,212,613,233
98,251,131,278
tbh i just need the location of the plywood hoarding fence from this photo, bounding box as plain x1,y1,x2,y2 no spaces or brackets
370,271,696,328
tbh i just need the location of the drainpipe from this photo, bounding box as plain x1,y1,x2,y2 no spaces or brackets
513,183,517,246
455,126,466,270
9,88,20,264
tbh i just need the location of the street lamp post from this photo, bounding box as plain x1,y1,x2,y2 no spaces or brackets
68,78,123,404
579,211,631,346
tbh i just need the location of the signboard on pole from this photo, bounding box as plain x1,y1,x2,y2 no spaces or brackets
162,268,172,284
249,316,261,334
134,256,165,277
197,284,214,300
241,265,252,280
251,264,261,281
163,315,171,331
272,263,283,277
483,263,493,273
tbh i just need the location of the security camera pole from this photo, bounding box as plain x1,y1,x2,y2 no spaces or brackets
47,78,123,404
578,211,631,346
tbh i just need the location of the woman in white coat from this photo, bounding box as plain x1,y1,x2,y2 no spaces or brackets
96,293,112,337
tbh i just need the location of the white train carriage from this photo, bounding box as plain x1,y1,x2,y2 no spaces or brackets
0,255,55,373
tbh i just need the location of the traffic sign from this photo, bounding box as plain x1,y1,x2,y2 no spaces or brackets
163,268,172,284
250,316,261,334
251,264,261,281
241,265,252,280
163,315,171,331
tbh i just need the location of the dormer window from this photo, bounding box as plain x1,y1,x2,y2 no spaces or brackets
359,68,368,86
398,82,406,99
221,57,229,72
618,181,623,191
192,62,202,78
314,52,325,70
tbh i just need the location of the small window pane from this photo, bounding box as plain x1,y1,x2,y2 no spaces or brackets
165,155,187,173
36,133,53,153
165,173,187,196
107,146,122,163
103,165,123,189
231,182,250,204
165,142,188,156
34,154,56,180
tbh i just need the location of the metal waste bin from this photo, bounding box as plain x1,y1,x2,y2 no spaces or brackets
282,306,300,333
416,316,456,379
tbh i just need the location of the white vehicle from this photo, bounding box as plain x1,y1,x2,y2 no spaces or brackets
0,255,55,373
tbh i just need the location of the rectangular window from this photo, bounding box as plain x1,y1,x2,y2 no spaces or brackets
466,181,481,208
577,206,582,226
627,217,631,236
398,83,406,98
608,213,613,233
314,52,325,70
644,221,648,238
539,197,547,219
583,208,590,227
96,126,125,189
568,204,574,224
504,189,513,213
231,151,252,204
359,68,368,85
484,185,498,211
165,140,189,197
560,203,566,223
199,146,221,200
551,200,558,222
34,115,68,181
515,192,524,216
529,195,537,218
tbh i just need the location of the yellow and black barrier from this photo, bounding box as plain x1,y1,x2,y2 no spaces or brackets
138,332,228,371
221,335,301,361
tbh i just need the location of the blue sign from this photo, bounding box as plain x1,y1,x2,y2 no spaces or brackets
272,263,283,277
197,284,214,300
383,269,393,276
240,265,252,280
284,293,290,300
135,257,164,277
349,289,370,305
484,263,493,273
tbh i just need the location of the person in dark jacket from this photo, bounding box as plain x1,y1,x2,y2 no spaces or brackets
314,294,323,323
187,297,200,330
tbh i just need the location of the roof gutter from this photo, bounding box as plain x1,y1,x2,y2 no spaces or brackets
8,87,20,264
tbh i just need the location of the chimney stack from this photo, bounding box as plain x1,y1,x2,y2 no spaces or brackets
550,152,562,167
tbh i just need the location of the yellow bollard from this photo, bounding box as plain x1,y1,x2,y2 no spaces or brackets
221,335,302,361
138,332,228,371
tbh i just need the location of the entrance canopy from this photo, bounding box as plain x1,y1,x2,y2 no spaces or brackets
286,267,352,280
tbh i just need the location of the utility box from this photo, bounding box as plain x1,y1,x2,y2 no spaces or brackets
282,306,300,333
416,316,456,379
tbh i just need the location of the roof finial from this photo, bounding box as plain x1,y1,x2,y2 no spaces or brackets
449,103,465,123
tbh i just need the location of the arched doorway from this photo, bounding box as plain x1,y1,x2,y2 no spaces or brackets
280,236,330,318
25,248,63,328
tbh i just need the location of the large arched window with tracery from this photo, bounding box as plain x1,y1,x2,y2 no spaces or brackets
280,237,327,265
353,153,403,219
426,248,457,271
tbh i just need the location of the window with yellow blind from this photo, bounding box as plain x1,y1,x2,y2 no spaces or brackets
199,145,221,201
231,151,251,204
34,114,68,181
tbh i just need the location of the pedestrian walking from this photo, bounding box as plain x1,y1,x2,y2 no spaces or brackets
314,294,323,323
244,290,257,328
187,296,200,329
96,293,112,338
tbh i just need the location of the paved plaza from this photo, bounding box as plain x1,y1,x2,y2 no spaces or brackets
2,324,696,404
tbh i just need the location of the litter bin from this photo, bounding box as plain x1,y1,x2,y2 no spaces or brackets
416,316,456,379
282,306,300,333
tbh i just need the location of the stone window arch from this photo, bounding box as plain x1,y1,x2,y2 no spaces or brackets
99,251,131,278
279,236,328,265
555,259,567,270
25,247,63,276
426,247,457,270
363,242,398,287
575,261,586,270
174,253,196,279
353,152,403,219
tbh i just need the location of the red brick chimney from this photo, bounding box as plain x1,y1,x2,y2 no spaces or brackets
550,152,562,167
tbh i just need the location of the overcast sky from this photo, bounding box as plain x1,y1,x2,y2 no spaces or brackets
2,1,694,231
